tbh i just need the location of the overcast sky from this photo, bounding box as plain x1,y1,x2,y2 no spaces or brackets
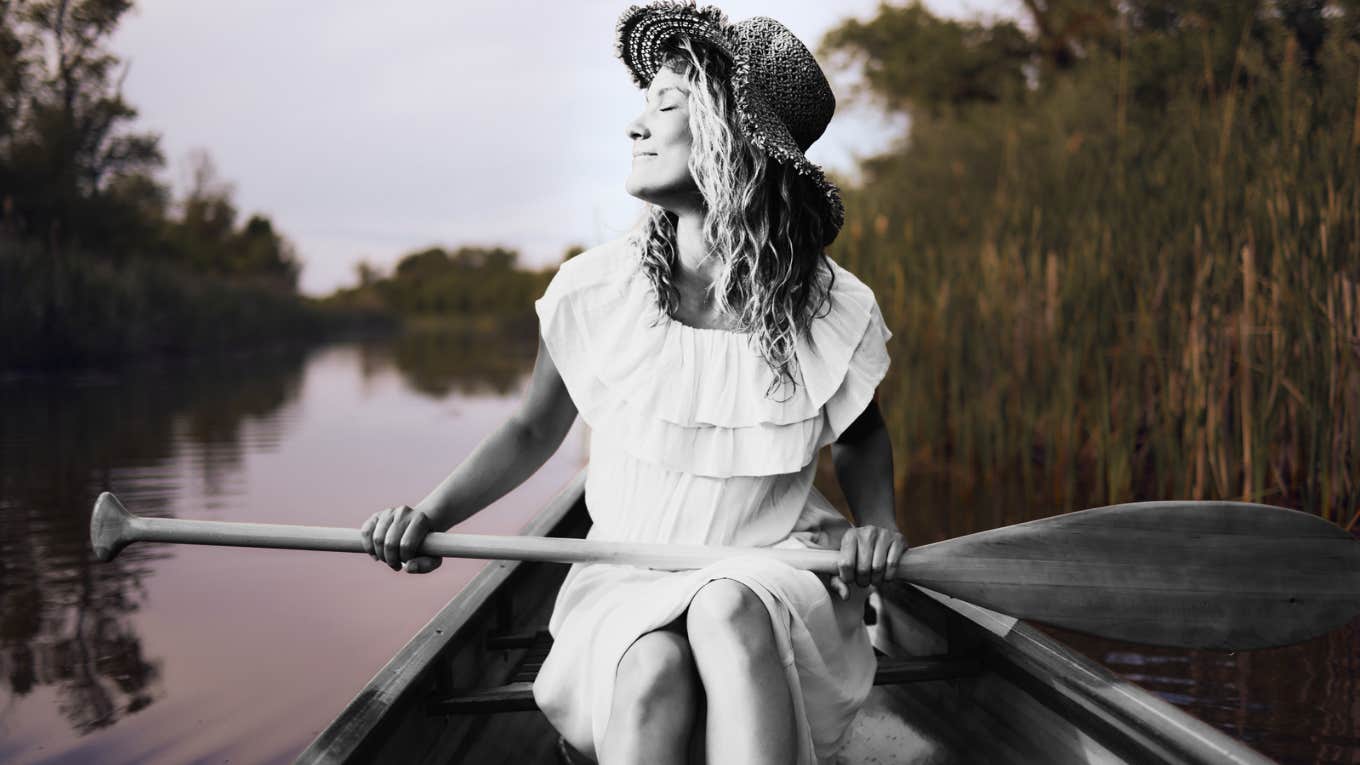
109,1,1020,295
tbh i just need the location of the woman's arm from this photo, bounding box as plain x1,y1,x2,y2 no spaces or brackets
831,395,898,531
416,333,580,530
361,334,578,571
828,395,908,594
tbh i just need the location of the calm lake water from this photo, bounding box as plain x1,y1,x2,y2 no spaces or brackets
0,328,1355,763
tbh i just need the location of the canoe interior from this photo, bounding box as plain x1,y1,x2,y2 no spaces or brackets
296,468,1274,765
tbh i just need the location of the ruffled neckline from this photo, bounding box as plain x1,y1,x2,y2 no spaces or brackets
533,235,891,477
667,318,753,337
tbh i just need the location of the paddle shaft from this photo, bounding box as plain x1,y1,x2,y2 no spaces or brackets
116,510,843,572
91,491,1360,650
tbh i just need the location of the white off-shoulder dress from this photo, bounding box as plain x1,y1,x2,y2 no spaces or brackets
530,235,894,765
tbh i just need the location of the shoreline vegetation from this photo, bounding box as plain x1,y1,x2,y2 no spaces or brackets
0,233,557,372
820,2,1359,521
4,2,1357,520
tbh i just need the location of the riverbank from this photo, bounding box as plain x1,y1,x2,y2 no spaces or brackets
0,235,396,372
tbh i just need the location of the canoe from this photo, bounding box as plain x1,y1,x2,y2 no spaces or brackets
294,467,1276,764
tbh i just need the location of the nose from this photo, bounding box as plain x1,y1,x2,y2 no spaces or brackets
626,110,649,141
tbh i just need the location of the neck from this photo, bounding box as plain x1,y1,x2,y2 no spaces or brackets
673,209,721,294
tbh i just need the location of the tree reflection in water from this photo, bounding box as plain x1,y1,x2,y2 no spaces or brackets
0,347,309,735
361,316,539,399
0,328,539,739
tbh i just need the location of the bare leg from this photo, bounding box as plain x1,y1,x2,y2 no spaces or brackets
687,679,708,765
599,626,699,765
686,579,797,764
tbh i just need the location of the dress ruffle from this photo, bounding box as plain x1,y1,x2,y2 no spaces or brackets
534,236,893,478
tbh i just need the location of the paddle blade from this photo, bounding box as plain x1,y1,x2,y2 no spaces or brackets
900,501,1360,650
90,491,136,562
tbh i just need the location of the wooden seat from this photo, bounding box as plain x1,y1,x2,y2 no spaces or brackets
427,628,982,716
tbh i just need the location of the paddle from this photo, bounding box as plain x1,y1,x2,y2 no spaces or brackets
89,491,1360,651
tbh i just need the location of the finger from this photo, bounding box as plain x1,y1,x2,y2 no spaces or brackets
384,510,408,570
404,555,442,574
360,515,377,558
870,533,891,587
855,529,876,588
399,512,428,564
885,536,907,581
830,575,849,601
371,510,394,564
838,534,857,591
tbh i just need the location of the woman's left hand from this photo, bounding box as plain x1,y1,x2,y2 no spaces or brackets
829,524,909,601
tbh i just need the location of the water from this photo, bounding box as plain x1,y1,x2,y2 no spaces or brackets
1040,625,1360,763
0,330,587,764
880,476,1360,765
1,329,1355,763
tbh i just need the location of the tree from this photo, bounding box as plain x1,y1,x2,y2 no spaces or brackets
355,259,380,287
235,214,300,289
820,1,1033,115
172,149,237,271
1,0,164,249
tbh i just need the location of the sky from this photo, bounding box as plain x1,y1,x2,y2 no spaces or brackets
109,1,1021,296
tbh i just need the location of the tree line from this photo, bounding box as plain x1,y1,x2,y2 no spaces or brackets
0,0,299,288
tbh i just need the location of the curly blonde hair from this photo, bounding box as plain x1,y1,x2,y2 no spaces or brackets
630,35,838,401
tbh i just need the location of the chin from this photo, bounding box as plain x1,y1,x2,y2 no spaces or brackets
623,179,661,206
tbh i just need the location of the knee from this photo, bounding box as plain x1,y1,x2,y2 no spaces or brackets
613,630,698,720
687,579,775,657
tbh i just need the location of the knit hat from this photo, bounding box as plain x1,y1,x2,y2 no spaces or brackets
615,1,845,246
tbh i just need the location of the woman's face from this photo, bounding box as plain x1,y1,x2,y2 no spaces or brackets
624,65,702,211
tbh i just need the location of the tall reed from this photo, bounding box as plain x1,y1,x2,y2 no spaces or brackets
831,23,1359,522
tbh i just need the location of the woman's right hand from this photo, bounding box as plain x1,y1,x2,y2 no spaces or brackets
360,505,443,574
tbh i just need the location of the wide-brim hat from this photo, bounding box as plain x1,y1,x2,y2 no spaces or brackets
615,1,845,246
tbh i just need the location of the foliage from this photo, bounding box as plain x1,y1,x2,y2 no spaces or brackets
325,245,579,323
0,2,302,286
0,1,316,368
160,150,301,288
1,0,161,249
821,1,1360,518
0,234,325,370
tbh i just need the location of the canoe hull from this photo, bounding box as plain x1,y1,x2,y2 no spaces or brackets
296,469,1274,765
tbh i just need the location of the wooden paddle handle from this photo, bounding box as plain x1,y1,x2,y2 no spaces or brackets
90,492,844,572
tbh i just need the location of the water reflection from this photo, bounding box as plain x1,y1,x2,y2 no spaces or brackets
360,319,539,399
0,349,310,737
0,325,539,751
1042,622,1360,764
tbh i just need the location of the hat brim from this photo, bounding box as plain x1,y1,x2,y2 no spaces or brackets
615,2,845,246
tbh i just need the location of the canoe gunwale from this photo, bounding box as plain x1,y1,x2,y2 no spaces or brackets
879,582,1277,765
292,469,588,765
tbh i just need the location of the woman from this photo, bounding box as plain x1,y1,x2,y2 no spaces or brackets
358,4,906,763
